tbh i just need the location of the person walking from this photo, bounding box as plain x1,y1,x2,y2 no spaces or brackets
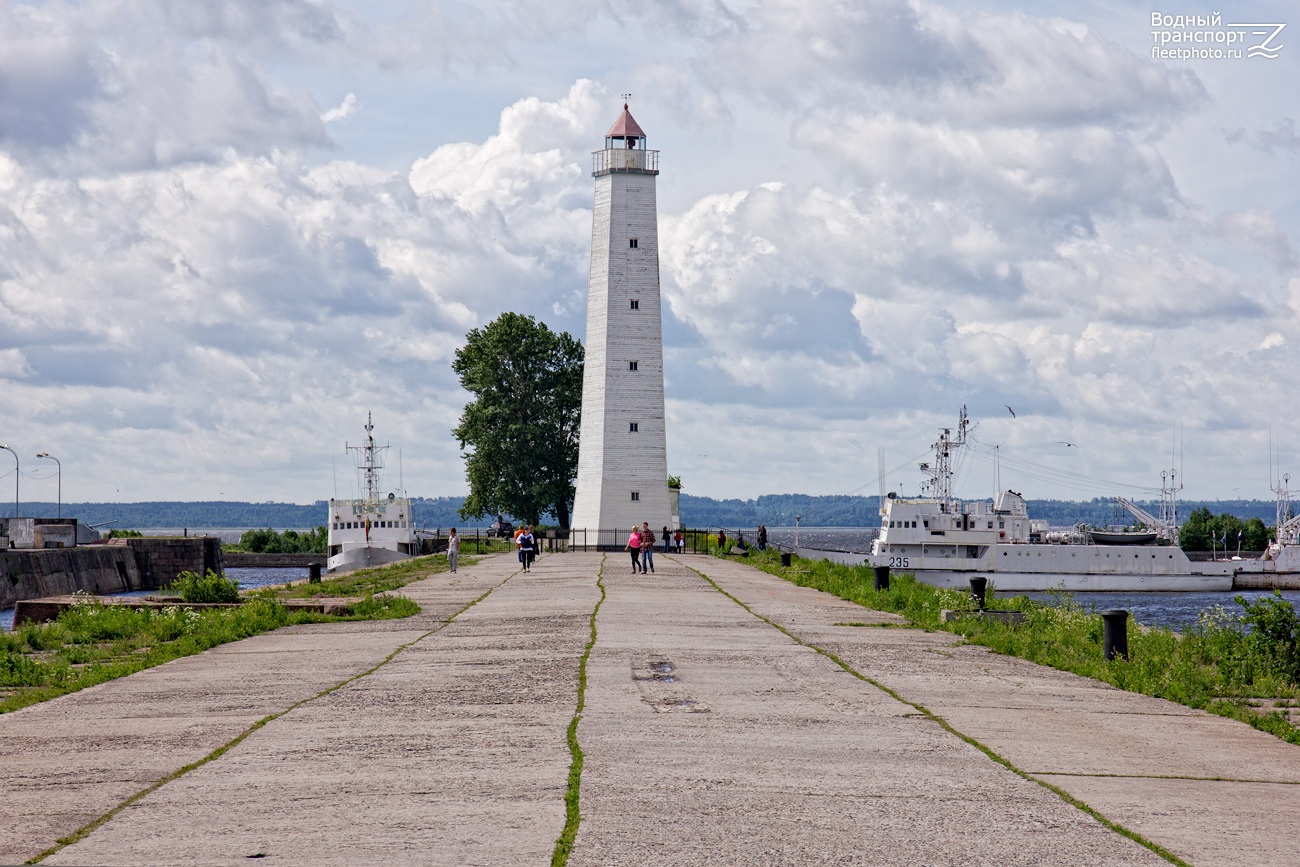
625,527,642,573
519,525,536,572
447,528,460,573
674,528,684,552
640,522,656,573
662,526,670,554
757,524,768,551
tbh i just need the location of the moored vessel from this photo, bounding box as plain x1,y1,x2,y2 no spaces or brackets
327,414,418,573
861,407,1234,592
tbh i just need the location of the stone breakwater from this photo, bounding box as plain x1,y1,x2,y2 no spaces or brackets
1,537,223,609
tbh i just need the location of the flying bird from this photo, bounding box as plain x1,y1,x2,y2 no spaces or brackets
1004,405,1016,418
1057,442,1078,448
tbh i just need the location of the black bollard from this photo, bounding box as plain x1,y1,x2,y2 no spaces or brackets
969,576,988,610
873,565,890,591
1102,609,1129,661
309,563,322,584
780,552,792,567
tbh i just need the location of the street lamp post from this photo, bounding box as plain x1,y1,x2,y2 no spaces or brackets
0,445,16,518
36,453,61,519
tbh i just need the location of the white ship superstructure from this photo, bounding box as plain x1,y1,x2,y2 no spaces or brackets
865,408,1235,592
327,414,417,573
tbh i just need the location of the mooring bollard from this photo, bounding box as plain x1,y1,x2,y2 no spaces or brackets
873,565,890,591
1102,609,1129,661
309,563,322,584
969,576,988,610
780,552,792,567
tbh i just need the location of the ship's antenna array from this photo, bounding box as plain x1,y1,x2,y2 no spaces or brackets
921,405,968,511
877,448,886,509
345,410,389,514
1272,431,1295,545
1159,467,1182,546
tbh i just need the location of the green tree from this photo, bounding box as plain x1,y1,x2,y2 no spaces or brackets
1180,507,1214,550
452,312,584,528
1181,509,1273,552
237,527,327,554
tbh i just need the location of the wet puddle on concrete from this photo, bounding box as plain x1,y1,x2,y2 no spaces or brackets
632,656,709,712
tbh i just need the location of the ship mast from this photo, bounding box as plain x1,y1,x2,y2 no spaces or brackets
921,405,968,513
1158,468,1181,546
345,411,388,513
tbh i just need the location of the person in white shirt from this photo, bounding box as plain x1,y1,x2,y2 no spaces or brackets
447,528,460,573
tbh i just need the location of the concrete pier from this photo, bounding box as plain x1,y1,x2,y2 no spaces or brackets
1,537,223,609
3,553,1299,865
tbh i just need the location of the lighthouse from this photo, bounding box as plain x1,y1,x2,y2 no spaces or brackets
569,103,672,545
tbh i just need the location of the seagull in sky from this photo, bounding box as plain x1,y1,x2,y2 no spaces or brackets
1057,442,1078,448
1004,405,1016,418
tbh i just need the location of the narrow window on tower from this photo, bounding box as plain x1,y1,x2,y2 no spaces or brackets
629,238,639,248
629,299,639,310
631,491,640,502
629,422,639,432
628,361,638,371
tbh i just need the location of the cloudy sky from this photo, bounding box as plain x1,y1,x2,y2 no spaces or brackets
1,0,1296,509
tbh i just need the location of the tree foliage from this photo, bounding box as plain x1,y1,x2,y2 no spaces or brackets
452,313,583,528
236,526,328,553
1180,507,1271,551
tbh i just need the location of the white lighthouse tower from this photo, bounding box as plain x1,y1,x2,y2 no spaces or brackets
570,103,672,545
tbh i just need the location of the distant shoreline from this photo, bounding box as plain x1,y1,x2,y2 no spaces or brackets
9,494,1282,532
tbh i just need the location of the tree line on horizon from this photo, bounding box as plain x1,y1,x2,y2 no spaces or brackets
13,493,1283,539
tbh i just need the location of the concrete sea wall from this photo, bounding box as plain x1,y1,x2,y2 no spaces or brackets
1,538,223,610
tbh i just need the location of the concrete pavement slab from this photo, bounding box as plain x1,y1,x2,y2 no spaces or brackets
43,555,592,866
695,554,1300,867
7,550,1300,865
1,556,516,864
568,555,1167,866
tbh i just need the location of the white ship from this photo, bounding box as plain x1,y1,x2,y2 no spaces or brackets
327,414,418,574
862,407,1236,592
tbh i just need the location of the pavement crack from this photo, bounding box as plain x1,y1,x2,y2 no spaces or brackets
1032,770,1300,785
683,562,1194,867
24,568,521,866
550,554,606,867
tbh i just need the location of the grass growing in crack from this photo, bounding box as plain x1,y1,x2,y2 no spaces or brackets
746,548,1300,744
551,554,606,867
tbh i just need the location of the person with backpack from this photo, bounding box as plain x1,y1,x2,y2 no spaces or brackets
662,526,670,554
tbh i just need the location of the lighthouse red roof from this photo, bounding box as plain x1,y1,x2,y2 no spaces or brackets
606,104,646,139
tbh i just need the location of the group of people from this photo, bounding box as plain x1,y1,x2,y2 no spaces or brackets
717,524,768,553
625,523,685,573
625,522,656,573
